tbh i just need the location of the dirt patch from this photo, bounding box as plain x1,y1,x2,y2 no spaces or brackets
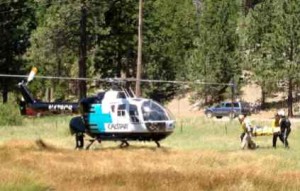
0,139,60,152
166,83,288,120
166,94,204,118
240,83,261,103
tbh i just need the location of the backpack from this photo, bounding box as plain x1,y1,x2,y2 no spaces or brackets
281,118,291,130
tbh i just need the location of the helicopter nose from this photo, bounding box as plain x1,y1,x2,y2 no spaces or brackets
167,121,175,129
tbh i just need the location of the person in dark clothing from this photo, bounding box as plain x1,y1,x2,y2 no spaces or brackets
273,110,291,148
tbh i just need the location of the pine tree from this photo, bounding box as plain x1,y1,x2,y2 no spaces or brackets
246,0,300,116
26,0,107,99
93,0,137,80
0,0,37,103
187,0,241,103
244,0,278,108
142,0,197,102
271,0,300,116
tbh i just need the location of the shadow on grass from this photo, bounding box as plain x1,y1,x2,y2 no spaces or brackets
92,143,172,153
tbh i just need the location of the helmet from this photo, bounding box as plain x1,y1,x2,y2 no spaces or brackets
277,110,285,116
238,114,245,120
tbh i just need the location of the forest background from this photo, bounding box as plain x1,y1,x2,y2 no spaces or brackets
1,0,300,117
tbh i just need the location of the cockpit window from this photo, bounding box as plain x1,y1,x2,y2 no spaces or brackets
142,101,169,121
117,92,126,99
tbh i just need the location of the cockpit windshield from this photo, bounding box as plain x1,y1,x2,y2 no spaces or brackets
141,100,169,121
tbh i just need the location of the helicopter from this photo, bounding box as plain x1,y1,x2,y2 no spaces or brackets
69,83,176,149
18,67,79,116
0,67,238,149
12,67,175,148
8,67,234,149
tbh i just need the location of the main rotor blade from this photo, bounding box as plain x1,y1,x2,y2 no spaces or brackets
0,74,234,86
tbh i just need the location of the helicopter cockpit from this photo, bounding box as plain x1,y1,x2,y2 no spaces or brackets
141,100,170,122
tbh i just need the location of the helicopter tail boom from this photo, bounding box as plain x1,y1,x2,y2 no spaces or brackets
18,82,36,104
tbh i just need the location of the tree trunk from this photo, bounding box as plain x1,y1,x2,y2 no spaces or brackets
243,0,262,15
243,0,252,15
2,84,8,103
287,78,293,117
135,0,143,97
261,87,266,110
78,0,87,99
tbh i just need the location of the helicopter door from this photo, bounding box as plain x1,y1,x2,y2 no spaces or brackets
116,104,128,124
129,104,140,123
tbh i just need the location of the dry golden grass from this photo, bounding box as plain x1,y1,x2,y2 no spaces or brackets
1,115,300,190
1,139,300,191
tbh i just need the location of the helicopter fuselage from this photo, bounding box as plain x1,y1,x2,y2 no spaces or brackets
70,90,175,148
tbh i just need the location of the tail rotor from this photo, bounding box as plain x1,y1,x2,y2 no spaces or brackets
27,67,38,84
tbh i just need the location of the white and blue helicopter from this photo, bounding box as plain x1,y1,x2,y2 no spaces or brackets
1,67,235,149
69,83,176,149
2,67,175,149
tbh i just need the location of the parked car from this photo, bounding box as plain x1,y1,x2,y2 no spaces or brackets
204,101,251,118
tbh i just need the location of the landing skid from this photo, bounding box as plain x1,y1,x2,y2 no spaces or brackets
75,133,102,150
155,141,161,148
85,139,101,150
120,140,130,148
74,134,162,149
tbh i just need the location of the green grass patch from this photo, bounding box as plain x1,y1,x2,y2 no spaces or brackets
0,165,49,191
164,117,243,150
1,115,300,165
0,103,23,126
1,115,300,157
163,116,300,170
0,182,48,191
0,115,74,148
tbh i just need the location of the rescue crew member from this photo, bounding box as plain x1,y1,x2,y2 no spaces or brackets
238,114,257,149
273,110,291,148
272,113,281,148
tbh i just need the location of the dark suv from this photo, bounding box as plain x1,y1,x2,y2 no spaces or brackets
204,101,251,118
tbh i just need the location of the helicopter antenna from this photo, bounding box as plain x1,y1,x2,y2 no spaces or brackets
129,87,136,98
107,78,120,90
121,87,131,98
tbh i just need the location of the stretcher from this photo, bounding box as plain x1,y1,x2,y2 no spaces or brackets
252,126,280,136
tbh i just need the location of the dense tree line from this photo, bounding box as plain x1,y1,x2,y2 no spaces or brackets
0,0,37,102
244,0,300,116
1,0,300,116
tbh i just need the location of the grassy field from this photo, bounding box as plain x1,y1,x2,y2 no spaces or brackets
0,115,300,190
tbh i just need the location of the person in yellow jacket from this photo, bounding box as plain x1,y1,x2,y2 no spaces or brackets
272,113,280,128
272,113,282,148
238,114,257,149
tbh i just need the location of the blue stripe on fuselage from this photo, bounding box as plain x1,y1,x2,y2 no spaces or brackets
88,104,112,133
